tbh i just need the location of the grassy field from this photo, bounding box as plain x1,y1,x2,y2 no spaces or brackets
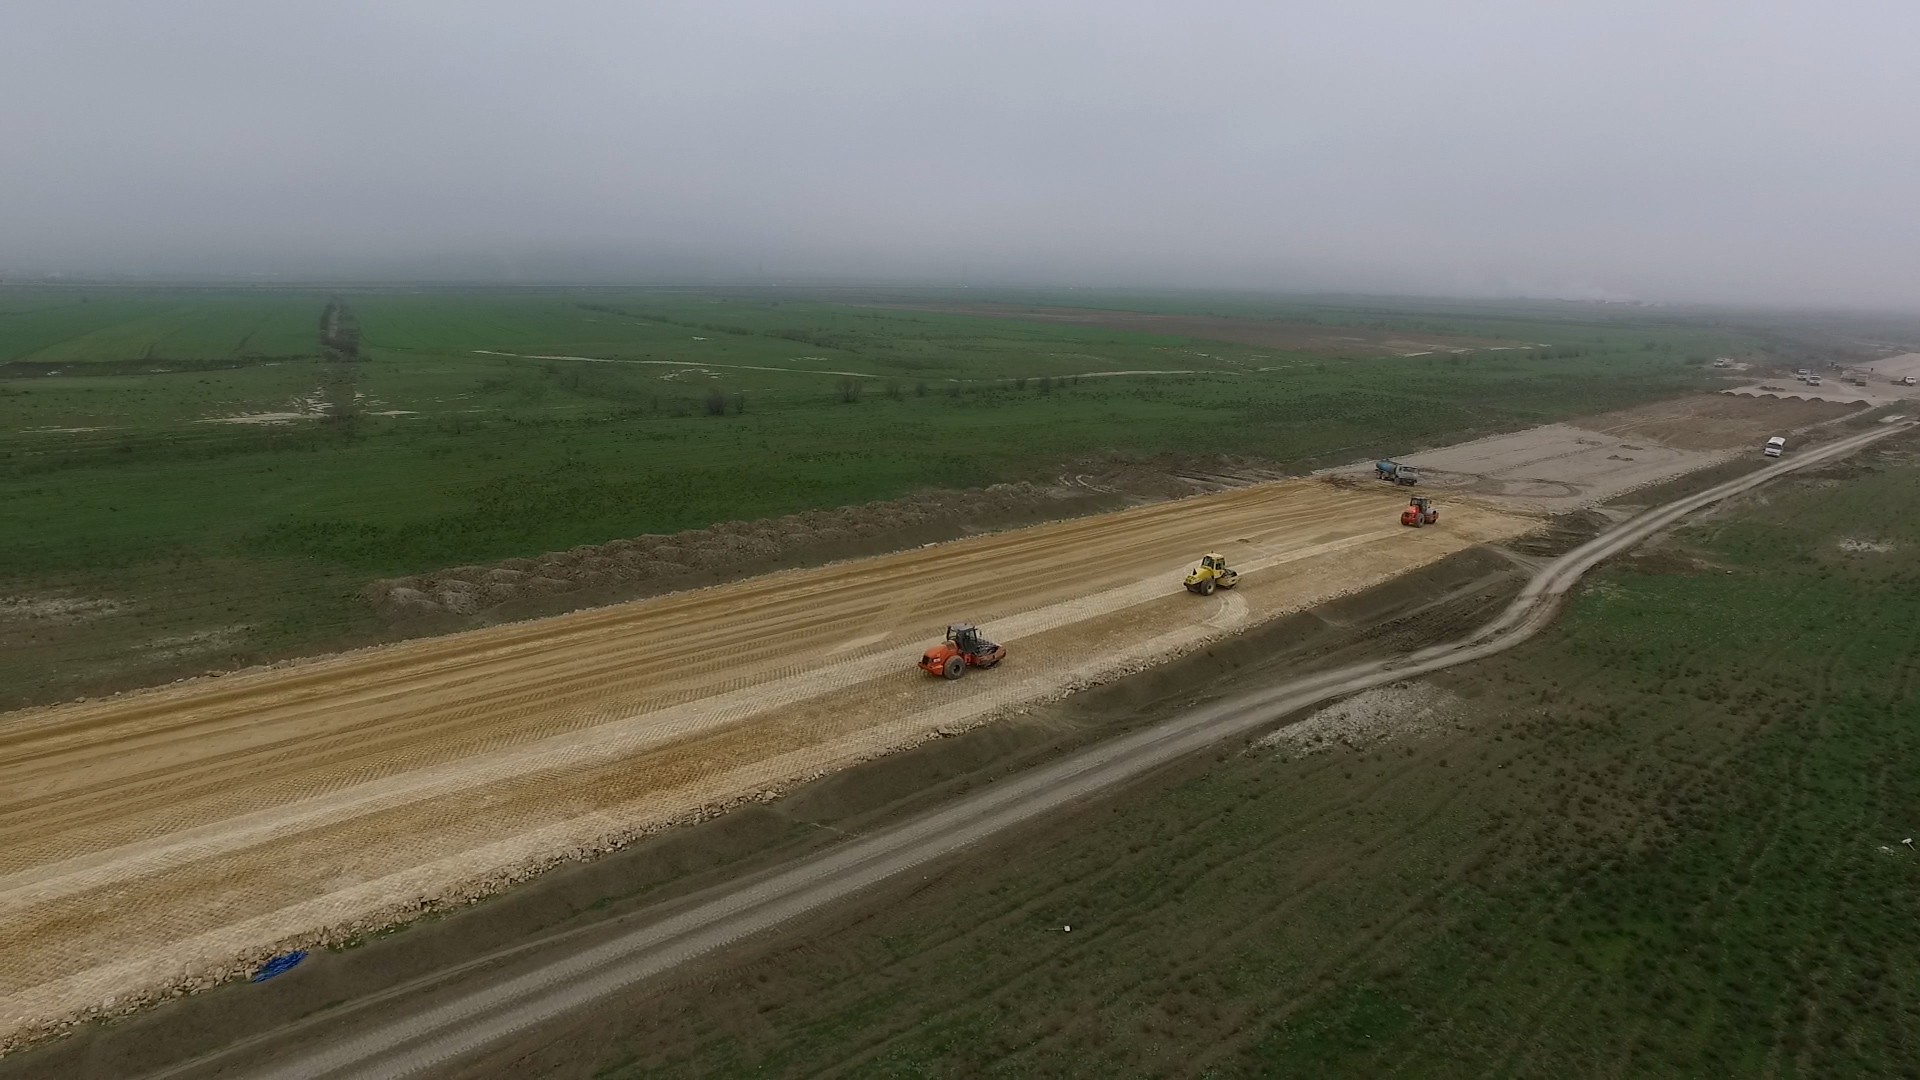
523,437,1920,1078
0,286,1758,705
0,291,321,368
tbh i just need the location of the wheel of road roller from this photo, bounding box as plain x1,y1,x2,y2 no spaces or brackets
943,655,966,679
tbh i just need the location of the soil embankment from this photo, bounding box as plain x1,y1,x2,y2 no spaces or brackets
0,542,1535,1080
0,479,1536,1050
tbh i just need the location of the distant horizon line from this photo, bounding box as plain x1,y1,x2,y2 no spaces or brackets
4,275,1918,318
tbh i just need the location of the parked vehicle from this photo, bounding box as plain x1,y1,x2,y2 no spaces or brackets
1764,436,1786,458
1374,460,1420,485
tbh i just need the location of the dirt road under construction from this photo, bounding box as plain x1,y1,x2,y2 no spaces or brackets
0,480,1537,1047
164,420,1915,1080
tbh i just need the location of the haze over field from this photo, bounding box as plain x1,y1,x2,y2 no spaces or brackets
3,1,1917,306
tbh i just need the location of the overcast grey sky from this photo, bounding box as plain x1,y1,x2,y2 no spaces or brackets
3,1,1916,305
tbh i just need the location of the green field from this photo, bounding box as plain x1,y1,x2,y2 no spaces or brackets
536,435,1920,1078
0,286,1754,705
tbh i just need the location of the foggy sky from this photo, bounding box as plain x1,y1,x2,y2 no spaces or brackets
4,1,1918,306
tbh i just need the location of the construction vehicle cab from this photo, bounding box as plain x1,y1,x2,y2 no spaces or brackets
1184,552,1240,595
1401,496,1439,528
919,623,1006,679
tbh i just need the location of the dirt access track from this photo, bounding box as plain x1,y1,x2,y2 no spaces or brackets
0,482,1537,1048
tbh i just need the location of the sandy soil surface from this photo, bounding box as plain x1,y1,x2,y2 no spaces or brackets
0,481,1537,1048
1338,395,1858,513
857,304,1521,356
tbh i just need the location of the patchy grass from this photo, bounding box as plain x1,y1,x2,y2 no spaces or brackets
538,438,1920,1079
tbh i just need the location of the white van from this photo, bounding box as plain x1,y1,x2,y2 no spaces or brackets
1764,436,1786,458
1806,374,1822,386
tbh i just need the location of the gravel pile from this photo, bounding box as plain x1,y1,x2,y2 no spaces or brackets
1256,682,1459,756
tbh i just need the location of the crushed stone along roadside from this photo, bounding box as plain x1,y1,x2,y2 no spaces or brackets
1255,682,1459,755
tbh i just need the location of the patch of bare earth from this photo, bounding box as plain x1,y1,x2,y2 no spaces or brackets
0,596,124,624
1256,682,1460,756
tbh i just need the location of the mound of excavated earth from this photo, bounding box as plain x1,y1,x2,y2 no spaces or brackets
0,480,1535,1047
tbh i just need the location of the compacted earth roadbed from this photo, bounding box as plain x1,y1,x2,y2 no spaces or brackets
0,479,1533,1046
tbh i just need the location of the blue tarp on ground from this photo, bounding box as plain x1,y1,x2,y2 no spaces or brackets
250,951,307,982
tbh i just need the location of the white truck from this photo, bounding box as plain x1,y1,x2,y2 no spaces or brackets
1903,375,1918,387
1806,374,1822,387
1764,436,1786,458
